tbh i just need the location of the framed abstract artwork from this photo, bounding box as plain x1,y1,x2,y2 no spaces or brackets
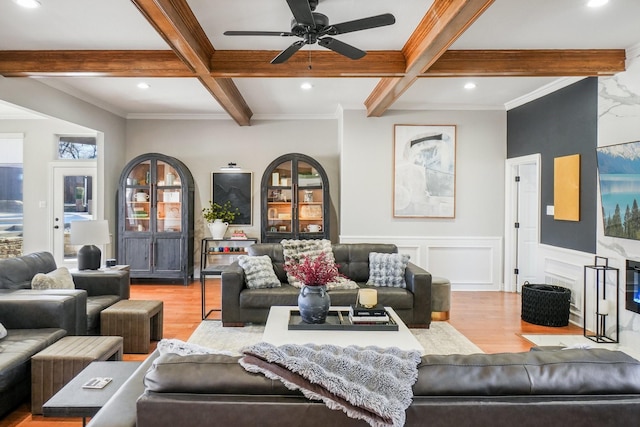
393,124,456,218
211,172,253,226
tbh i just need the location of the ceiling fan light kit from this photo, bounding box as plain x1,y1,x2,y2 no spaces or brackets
224,0,395,64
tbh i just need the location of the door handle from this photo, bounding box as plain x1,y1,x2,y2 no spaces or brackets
54,225,59,229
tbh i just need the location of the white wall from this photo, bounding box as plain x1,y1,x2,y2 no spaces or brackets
339,109,507,290
125,118,341,270
0,76,127,255
0,119,94,254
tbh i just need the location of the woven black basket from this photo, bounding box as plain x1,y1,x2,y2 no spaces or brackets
521,283,571,327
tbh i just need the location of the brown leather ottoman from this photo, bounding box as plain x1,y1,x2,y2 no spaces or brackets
31,335,123,415
100,300,163,354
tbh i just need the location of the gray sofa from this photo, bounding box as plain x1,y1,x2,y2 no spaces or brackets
221,243,432,328
87,347,640,427
0,294,73,418
0,251,130,335
0,251,130,418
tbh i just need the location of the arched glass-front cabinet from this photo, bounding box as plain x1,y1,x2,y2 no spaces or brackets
261,153,329,242
117,153,194,284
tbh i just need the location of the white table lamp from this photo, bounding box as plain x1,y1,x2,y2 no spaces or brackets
70,220,110,270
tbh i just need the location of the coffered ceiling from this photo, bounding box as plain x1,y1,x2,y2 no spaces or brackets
0,0,639,125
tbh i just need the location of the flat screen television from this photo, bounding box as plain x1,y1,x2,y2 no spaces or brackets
596,140,640,240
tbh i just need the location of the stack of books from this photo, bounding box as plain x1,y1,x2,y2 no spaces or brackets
230,230,248,240
348,304,389,324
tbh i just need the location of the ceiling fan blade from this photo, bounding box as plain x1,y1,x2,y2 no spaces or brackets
286,0,315,27
224,31,294,37
328,13,396,35
318,37,366,60
271,40,306,64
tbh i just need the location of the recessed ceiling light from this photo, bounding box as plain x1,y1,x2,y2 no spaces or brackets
587,0,608,8
137,82,150,90
13,0,41,8
300,82,313,90
464,82,476,90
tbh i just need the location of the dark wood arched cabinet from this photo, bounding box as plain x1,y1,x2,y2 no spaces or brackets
261,153,330,242
117,153,194,284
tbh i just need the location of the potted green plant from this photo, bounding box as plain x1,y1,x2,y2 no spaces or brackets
202,200,240,239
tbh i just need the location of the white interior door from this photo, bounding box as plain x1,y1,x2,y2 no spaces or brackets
504,155,540,292
51,163,98,268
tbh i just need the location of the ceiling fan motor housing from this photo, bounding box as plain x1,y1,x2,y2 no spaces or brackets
290,12,329,36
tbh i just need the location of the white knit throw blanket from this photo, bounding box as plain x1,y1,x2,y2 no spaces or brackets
240,342,421,427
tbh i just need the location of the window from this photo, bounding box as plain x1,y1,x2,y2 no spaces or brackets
58,136,97,159
0,135,24,257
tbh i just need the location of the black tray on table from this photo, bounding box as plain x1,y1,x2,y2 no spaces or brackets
287,309,399,331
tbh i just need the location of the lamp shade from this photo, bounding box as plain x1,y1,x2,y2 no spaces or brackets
70,220,110,245
70,220,110,270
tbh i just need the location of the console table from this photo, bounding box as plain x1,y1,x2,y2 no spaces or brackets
200,237,257,319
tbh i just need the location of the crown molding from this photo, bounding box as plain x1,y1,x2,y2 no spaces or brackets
627,41,640,64
504,77,586,111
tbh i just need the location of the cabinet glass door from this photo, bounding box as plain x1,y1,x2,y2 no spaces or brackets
266,160,293,235
156,160,182,233
124,160,151,233
297,161,324,236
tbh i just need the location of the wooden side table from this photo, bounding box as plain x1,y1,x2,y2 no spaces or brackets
101,300,163,353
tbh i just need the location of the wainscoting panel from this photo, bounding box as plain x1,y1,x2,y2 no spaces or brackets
538,244,595,327
340,236,503,291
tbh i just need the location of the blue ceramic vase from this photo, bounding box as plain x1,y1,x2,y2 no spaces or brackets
298,284,331,324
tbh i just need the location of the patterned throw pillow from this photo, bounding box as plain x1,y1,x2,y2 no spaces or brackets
281,239,358,290
238,255,281,289
366,252,410,288
31,267,75,290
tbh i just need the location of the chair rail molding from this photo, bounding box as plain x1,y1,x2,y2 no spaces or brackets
340,235,502,291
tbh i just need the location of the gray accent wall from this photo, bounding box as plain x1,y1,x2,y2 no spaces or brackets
507,78,598,254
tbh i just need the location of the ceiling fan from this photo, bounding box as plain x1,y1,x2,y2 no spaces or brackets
223,0,396,64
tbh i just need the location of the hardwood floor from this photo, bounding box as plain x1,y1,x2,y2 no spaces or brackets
2,279,582,427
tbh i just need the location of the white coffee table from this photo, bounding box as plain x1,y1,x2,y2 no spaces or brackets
263,306,425,354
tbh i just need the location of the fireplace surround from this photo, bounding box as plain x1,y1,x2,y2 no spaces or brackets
626,259,640,315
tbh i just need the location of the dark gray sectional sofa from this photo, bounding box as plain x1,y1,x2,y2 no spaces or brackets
0,251,130,418
0,294,72,418
0,251,129,334
87,347,640,427
221,243,432,328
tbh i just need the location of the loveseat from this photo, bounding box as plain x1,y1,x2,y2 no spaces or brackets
0,251,130,335
87,346,640,427
221,243,431,328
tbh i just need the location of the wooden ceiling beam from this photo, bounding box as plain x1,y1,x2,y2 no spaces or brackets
0,50,192,77
365,0,495,117
424,49,626,77
0,49,624,78
210,50,406,77
131,0,252,125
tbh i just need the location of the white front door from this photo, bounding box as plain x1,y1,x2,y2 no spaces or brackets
51,163,98,268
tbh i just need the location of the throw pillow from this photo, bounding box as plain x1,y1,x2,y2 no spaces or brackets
0,323,6,340
238,255,281,289
31,267,75,290
281,239,358,290
366,252,410,288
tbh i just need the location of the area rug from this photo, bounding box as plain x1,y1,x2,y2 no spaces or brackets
188,321,483,356
521,334,640,360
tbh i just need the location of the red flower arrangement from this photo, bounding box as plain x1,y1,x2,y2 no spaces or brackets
284,252,343,286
